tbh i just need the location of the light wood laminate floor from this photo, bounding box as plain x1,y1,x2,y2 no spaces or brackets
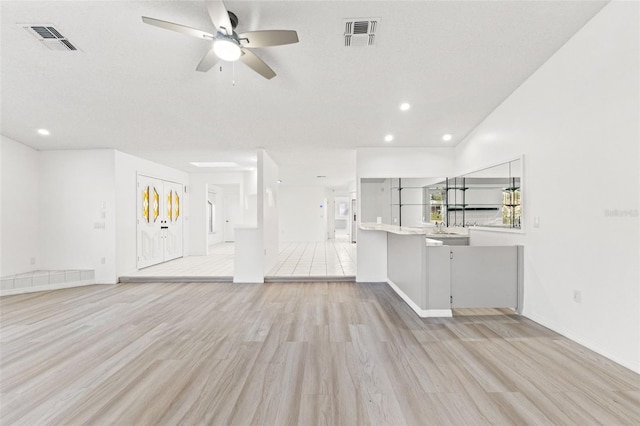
1,282,639,425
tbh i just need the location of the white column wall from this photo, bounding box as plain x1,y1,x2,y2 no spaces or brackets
243,169,258,227
188,179,209,256
455,1,639,372
0,136,41,277
259,150,280,274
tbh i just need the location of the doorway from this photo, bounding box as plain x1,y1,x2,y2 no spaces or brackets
334,197,350,240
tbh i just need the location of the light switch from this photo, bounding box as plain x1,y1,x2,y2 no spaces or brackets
533,216,540,228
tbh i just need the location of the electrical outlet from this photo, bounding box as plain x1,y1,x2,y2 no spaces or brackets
30,257,36,265
101,257,106,265
573,290,582,303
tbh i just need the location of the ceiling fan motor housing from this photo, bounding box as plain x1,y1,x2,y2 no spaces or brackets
228,11,238,30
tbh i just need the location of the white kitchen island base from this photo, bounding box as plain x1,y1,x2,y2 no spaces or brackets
358,223,523,318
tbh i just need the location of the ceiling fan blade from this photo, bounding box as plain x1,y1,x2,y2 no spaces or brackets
141,16,214,40
206,0,233,35
238,30,299,48
196,47,221,72
239,49,276,80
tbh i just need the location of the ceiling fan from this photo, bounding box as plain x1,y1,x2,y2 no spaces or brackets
142,0,299,79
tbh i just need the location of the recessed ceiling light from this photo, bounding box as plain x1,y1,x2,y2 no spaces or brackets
384,134,394,142
37,128,50,136
442,133,453,141
400,103,411,111
190,161,239,168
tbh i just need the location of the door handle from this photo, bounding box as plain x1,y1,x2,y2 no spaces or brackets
161,226,169,229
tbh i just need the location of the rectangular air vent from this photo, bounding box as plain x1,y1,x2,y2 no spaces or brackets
20,24,79,51
344,18,379,47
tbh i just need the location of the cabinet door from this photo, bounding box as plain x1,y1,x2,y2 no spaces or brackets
450,246,518,308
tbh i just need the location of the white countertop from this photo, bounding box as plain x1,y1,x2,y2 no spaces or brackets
424,232,470,239
360,223,469,237
359,223,432,235
359,223,472,246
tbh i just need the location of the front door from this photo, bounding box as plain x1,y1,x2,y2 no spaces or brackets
137,175,164,268
137,175,184,269
163,181,183,262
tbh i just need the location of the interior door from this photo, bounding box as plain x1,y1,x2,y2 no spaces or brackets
223,192,239,242
163,181,183,262
137,175,164,268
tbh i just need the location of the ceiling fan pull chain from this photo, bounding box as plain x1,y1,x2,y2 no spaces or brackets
232,61,236,86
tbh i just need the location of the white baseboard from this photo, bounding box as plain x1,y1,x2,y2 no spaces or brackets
524,311,640,374
387,279,452,318
0,280,97,296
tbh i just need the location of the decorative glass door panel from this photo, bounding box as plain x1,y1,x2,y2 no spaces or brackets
137,175,164,269
163,181,183,262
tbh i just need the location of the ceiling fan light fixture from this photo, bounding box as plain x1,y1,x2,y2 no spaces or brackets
213,38,241,61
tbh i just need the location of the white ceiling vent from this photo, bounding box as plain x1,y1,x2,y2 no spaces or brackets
20,24,79,51
344,18,379,47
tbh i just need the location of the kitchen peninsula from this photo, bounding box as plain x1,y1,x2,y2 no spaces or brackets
357,223,522,318
358,222,454,317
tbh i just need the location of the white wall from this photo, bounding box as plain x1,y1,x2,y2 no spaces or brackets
0,137,40,277
39,149,117,283
279,186,326,242
1,144,188,284
114,151,188,277
356,147,455,178
456,1,639,372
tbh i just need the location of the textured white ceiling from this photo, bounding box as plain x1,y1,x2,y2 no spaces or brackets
0,1,607,187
